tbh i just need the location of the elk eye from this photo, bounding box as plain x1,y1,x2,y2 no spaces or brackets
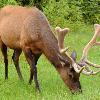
69,74,73,79
70,68,74,72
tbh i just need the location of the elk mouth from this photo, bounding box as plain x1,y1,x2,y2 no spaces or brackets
69,81,82,93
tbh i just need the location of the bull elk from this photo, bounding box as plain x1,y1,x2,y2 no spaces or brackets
0,5,84,93
0,5,98,93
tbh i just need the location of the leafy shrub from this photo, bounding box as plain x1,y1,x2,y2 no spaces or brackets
67,0,100,24
0,0,17,8
79,0,100,24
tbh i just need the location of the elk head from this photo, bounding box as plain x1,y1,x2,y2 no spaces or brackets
79,24,100,75
55,27,84,92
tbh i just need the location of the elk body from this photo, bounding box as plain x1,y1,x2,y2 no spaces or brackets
0,5,85,92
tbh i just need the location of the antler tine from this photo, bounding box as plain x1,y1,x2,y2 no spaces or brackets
94,42,100,45
78,62,100,75
72,63,85,73
60,47,69,53
55,26,69,50
80,24,100,68
86,60,100,68
82,68,100,75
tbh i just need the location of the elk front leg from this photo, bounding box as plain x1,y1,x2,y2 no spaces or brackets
12,49,23,80
1,44,8,79
23,48,40,92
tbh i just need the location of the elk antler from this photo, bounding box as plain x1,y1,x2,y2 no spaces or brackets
79,24,100,75
55,26,70,51
81,24,100,68
82,69,100,75
55,26,84,73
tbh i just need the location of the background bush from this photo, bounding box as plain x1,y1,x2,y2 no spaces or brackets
0,0,17,8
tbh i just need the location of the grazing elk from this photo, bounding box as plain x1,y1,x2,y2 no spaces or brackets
0,5,93,93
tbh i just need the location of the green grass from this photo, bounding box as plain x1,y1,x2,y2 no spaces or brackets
0,25,100,100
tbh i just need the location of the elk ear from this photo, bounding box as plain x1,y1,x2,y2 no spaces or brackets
71,51,77,61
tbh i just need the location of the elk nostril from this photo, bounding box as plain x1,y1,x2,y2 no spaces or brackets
79,89,82,93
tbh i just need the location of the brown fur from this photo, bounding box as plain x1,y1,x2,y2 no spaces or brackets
0,5,81,92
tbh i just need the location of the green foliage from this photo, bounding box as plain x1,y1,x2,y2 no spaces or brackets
67,0,100,24
28,0,100,25
35,0,100,24
80,0,100,24
0,0,17,8
17,0,32,6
